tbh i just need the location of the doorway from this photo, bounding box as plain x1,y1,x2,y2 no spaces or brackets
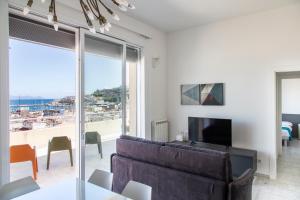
276,71,300,180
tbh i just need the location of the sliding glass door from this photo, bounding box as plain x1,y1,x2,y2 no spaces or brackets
8,15,77,187
79,29,141,180
4,15,142,184
126,46,139,137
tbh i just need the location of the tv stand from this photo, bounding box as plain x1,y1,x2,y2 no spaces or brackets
171,141,257,178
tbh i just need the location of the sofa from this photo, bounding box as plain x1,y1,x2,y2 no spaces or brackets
111,135,254,200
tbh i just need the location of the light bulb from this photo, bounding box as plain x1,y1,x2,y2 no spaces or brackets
89,26,96,34
23,6,30,15
119,5,127,12
128,4,135,9
53,22,59,31
87,10,94,21
41,0,46,3
99,26,105,33
113,13,120,21
47,12,53,23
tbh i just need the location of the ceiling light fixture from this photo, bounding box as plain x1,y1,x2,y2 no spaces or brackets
23,0,135,33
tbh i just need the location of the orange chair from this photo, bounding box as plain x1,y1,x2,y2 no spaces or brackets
10,144,38,180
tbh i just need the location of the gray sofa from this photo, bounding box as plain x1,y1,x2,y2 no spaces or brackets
111,135,254,200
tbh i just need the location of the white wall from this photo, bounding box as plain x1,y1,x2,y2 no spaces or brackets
167,3,300,178
282,79,300,114
8,0,168,139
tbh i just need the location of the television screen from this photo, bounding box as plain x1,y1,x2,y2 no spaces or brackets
188,117,232,146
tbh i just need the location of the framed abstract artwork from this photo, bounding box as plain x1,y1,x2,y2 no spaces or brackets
200,83,224,105
181,84,200,105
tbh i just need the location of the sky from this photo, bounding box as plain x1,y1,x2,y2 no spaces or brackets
9,39,122,99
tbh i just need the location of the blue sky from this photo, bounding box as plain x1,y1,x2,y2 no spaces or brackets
85,53,121,95
9,39,121,99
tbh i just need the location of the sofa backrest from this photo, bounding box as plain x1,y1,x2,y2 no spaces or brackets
166,142,233,182
116,135,165,165
116,136,232,182
112,155,227,200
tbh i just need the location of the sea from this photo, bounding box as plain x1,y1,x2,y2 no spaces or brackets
10,99,61,112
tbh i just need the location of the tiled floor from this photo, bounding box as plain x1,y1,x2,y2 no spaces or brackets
253,140,300,200
11,140,116,188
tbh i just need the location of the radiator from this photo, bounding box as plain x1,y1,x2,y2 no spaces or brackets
151,120,169,142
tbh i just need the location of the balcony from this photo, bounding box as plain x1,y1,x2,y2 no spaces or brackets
10,114,120,188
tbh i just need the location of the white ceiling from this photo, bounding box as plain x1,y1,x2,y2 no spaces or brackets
58,0,300,32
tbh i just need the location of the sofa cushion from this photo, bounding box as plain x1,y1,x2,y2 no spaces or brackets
117,136,232,182
116,136,164,165
166,143,232,182
112,155,227,200
160,146,232,182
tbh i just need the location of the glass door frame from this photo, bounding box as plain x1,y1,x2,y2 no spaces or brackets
125,44,142,137
5,10,80,183
2,8,143,183
78,28,142,180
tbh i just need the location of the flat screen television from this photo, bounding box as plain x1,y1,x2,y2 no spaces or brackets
188,117,232,146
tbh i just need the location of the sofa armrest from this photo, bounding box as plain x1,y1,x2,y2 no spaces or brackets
228,168,254,200
110,153,117,173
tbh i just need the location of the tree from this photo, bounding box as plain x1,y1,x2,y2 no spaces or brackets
93,89,103,97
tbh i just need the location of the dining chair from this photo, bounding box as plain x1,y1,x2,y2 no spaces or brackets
122,180,152,200
47,136,73,170
85,132,103,158
10,144,38,180
88,169,113,190
0,176,40,200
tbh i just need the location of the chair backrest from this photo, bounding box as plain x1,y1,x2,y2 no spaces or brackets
85,132,100,144
88,169,113,190
0,177,40,200
49,136,71,151
10,145,35,163
122,180,152,200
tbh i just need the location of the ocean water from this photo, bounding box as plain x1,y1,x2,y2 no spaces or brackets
10,99,60,112
10,99,55,106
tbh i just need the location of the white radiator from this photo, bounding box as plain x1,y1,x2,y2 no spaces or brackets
151,120,169,142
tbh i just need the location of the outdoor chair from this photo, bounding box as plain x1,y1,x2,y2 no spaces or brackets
47,136,73,170
85,132,103,158
10,144,38,180
88,169,113,190
0,176,40,200
122,180,152,200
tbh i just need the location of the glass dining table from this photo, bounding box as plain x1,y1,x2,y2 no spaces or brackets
12,178,131,200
